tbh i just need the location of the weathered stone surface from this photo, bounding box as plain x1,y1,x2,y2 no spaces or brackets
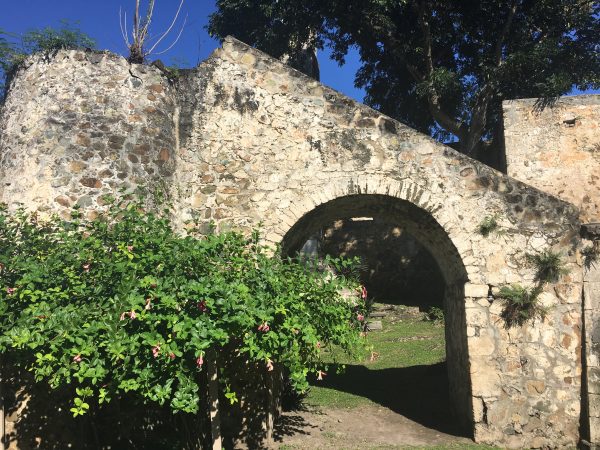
0,38,587,449
317,218,445,305
0,50,176,217
464,283,489,298
504,95,600,224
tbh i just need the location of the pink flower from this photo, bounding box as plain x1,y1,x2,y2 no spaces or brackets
152,343,161,358
127,245,134,252
82,263,91,272
316,341,322,349
258,322,270,332
266,359,274,372
357,313,365,322
361,286,368,299
129,310,136,320
145,298,152,310
196,354,204,367
169,352,176,360
317,370,326,381
73,354,82,363
6,287,15,295
197,301,208,312
119,312,126,321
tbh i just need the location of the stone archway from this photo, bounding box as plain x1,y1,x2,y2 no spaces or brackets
0,36,585,448
281,193,472,433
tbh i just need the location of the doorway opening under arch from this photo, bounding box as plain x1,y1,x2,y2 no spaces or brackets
281,194,473,438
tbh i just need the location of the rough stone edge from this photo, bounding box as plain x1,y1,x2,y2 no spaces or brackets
0,37,583,230
1,49,169,105
503,94,600,108
212,35,582,224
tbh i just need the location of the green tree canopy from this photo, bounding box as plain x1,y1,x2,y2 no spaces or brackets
208,0,600,159
0,20,95,101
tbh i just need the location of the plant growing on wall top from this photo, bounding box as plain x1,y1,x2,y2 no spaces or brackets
0,21,96,101
120,0,187,63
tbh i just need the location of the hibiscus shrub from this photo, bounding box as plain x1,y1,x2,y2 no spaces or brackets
0,198,365,418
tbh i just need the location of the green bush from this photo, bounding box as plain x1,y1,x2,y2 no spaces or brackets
477,215,500,237
0,198,365,417
425,306,445,324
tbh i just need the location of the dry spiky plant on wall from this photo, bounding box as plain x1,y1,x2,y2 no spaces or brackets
120,0,186,63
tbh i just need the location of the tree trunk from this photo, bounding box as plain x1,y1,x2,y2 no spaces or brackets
207,352,222,450
0,379,5,450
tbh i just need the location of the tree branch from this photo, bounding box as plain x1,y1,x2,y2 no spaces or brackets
413,0,465,139
460,2,519,154
416,1,434,76
153,14,188,56
119,8,131,47
134,0,140,41
494,1,518,66
148,0,185,54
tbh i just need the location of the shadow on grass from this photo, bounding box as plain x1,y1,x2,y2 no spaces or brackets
309,361,469,438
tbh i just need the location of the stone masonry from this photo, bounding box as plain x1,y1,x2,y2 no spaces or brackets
504,96,600,223
0,38,591,448
318,218,446,306
504,95,600,447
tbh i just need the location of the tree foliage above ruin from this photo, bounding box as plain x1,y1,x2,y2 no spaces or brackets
208,0,600,158
0,20,96,101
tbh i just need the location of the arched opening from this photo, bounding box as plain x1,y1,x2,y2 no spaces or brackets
281,194,473,438
313,218,446,309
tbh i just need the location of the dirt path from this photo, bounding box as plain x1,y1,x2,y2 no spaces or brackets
272,404,476,449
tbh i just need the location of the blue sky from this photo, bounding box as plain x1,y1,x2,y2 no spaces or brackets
1,0,597,101
1,0,365,101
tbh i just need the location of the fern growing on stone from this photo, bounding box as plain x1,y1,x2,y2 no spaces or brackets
498,284,546,328
527,250,568,283
498,250,567,328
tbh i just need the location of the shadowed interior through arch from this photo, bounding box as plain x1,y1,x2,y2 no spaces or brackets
280,193,473,434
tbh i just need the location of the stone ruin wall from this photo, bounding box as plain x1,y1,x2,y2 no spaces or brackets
504,95,600,223
0,39,592,448
0,50,176,220
167,39,585,448
504,95,600,446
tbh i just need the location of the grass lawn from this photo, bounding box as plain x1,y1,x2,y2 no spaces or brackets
306,307,446,409
277,304,505,449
